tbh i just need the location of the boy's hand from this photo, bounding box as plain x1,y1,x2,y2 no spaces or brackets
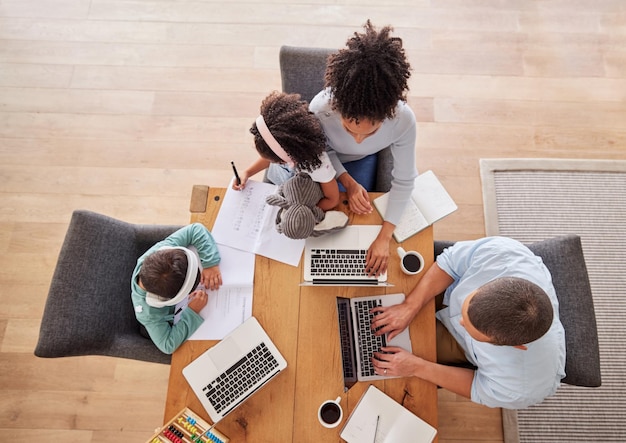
187,289,208,313
202,266,223,290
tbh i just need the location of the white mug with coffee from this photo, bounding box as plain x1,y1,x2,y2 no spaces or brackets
397,247,424,275
318,396,343,428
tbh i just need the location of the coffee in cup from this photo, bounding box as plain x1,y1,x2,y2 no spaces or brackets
397,247,424,275
318,396,343,428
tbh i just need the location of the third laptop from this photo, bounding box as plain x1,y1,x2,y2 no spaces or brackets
182,316,287,424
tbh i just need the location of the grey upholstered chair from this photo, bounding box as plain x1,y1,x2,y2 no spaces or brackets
34,210,182,364
276,45,394,193
434,235,601,387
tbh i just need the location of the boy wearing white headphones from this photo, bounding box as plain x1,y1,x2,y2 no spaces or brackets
131,223,222,354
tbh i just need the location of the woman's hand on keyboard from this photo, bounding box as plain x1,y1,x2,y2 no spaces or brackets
366,236,389,276
365,222,395,276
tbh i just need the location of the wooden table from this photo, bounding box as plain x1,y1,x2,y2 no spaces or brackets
164,187,438,443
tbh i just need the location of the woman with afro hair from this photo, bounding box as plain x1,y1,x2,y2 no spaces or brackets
233,91,340,211
309,20,418,277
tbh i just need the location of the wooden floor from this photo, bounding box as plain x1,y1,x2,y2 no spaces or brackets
1,1,625,441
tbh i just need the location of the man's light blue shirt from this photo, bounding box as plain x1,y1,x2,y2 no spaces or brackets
436,237,566,409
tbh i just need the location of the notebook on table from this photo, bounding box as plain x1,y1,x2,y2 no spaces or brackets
341,385,437,443
302,225,392,287
182,316,287,424
336,293,412,385
373,170,457,243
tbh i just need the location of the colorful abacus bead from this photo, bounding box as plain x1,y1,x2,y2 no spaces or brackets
163,428,183,443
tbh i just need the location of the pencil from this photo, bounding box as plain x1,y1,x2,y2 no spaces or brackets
373,414,380,443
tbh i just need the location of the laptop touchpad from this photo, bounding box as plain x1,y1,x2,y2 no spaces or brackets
209,337,243,372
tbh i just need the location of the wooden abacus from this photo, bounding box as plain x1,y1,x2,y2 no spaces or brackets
147,407,229,443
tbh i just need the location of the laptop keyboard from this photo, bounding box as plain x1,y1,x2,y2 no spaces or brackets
337,299,356,379
354,299,387,377
310,249,368,277
202,342,279,414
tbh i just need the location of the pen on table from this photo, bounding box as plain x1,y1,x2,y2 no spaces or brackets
373,414,380,443
231,161,241,186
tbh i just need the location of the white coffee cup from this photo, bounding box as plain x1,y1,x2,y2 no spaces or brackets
397,247,424,275
318,396,343,428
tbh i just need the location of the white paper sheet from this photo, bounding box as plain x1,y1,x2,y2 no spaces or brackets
174,244,255,340
187,284,253,340
211,179,305,267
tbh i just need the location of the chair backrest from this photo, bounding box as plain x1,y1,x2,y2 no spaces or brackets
279,45,335,103
434,235,601,387
34,210,181,364
278,45,393,193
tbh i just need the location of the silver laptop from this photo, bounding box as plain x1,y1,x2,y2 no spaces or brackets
302,225,392,286
182,316,287,424
336,293,412,385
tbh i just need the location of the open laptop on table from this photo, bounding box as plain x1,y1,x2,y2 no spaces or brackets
302,225,392,286
336,293,412,387
182,316,287,424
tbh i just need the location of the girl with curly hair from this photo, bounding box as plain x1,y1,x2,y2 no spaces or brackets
310,20,418,276
233,91,340,211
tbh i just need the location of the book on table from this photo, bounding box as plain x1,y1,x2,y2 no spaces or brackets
340,385,437,443
373,170,457,243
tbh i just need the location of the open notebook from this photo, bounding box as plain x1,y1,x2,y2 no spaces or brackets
373,170,457,242
341,385,437,443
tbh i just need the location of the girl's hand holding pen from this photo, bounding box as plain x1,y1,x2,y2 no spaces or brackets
232,172,249,190
231,161,248,190
231,158,271,190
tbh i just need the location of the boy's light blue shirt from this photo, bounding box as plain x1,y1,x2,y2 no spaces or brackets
436,237,566,409
131,223,220,354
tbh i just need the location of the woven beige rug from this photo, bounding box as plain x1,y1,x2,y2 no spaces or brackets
480,158,626,442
